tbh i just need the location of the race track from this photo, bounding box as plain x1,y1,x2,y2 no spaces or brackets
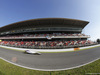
0,47,100,71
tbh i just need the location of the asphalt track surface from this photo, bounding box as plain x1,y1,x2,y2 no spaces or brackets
0,47,100,71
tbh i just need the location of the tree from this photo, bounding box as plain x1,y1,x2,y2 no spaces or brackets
97,39,100,44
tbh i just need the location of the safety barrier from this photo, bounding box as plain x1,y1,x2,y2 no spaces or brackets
0,44,100,52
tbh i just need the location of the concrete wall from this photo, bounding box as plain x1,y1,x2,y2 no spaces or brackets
0,44,100,52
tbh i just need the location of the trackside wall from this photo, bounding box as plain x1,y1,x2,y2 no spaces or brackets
0,44,100,52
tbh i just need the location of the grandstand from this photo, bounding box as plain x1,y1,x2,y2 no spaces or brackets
0,18,97,49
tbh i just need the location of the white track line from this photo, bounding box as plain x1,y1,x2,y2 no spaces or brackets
0,56,99,71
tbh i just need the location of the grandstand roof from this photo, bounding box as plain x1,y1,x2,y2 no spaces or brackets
0,18,89,32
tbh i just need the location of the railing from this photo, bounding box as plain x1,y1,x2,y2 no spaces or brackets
0,43,97,49
0,35,90,39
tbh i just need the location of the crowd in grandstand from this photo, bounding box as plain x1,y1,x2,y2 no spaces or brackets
0,40,97,49
0,33,96,49
0,33,89,39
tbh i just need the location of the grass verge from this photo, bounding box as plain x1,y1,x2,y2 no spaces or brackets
0,58,100,75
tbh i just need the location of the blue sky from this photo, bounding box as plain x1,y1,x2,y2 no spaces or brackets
0,0,100,41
